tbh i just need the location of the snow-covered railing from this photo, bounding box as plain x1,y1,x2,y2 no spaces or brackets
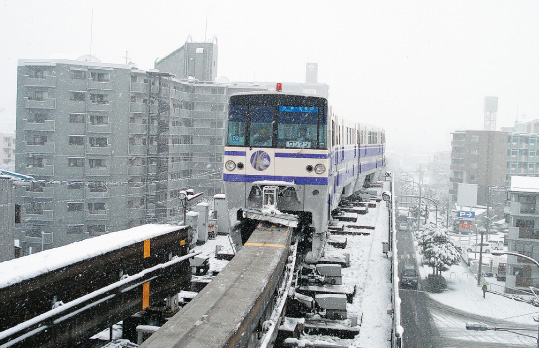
389,174,403,348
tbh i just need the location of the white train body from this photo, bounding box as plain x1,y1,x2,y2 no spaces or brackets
223,92,385,261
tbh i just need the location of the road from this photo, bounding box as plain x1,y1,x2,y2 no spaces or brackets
397,226,536,347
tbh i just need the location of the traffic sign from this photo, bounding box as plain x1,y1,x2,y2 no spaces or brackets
457,211,475,219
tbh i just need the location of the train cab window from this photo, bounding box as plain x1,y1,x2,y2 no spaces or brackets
249,106,274,147
277,106,325,149
227,105,247,146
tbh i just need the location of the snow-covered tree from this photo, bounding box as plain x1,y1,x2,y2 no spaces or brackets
418,223,461,275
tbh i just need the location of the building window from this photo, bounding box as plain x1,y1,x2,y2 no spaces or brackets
67,225,84,234
28,135,47,145
69,113,85,123
68,181,84,189
90,93,109,104
27,202,43,215
28,67,46,78
90,72,110,82
90,115,108,125
469,175,476,181
89,181,107,192
67,202,84,212
70,92,86,101
471,135,479,142
89,158,106,168
29,113,47,123
516,219,536,239
69,135,84,145
88,202,106,214
68,157,84,167
29,90,45,101
471,149,479,155
470,163,478,169
89,137,108,147
88,225,106,236
519,195,536,214
26,154,44,168
70,70,86,79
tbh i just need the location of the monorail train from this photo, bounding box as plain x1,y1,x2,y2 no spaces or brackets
223,91,385,262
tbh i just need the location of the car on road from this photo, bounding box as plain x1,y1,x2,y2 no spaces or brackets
400,266,419,289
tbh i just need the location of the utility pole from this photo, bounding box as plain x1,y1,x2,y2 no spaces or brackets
478,186,490,286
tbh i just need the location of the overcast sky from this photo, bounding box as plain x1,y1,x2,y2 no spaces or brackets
1,0,539,155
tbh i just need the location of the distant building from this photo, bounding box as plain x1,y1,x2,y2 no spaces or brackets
0,176,15,261
155,37,218,82
0,132,15,166
449,130,510,206
506,176,539,291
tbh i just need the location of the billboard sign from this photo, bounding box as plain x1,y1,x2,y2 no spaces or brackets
459,220,472,233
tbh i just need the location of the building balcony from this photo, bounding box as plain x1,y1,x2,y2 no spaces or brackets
130,103,147,113
24,209,54,222
88,80,112,90
87,102,112,113
22,119,56,132
22,187,54,199
450,164,464,171
86,211,110,220
24,97,56,109
85,189,110,199
86,145,112,155
23,75,57,87
26,165,54,176
127,185,146,196
450,177,464,184
128,144,147,154
86,167,111,176
130,82,148,94
24,141,56,153
129,123,148,134
128,165,147,176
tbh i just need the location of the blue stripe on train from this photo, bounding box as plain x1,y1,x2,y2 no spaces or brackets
223,174,329,185
275,153,328,159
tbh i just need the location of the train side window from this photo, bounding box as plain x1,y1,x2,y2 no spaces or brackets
331,120,335,147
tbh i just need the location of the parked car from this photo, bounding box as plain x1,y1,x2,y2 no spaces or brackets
467,242,498,254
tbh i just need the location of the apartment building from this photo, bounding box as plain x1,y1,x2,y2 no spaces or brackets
449,130,510,206
0,132,15,166
506,176,539,290
15,44,231,252
0,176,15,261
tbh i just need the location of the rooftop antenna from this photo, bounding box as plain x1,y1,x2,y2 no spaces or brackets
204,13,208,41
123,50,131,65
89,9,94,57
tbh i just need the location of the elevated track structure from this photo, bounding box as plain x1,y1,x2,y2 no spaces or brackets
0,224,193,348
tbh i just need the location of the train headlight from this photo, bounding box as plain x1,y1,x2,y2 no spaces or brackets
225,160,236,171
314,164,326,174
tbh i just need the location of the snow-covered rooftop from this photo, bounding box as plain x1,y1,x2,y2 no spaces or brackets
510,175,539,193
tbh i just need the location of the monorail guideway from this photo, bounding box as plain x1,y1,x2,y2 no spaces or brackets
140,221,298,348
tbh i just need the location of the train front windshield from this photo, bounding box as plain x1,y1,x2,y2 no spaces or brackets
227,95,327,149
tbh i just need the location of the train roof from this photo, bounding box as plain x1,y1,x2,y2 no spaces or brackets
229,90,328,99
